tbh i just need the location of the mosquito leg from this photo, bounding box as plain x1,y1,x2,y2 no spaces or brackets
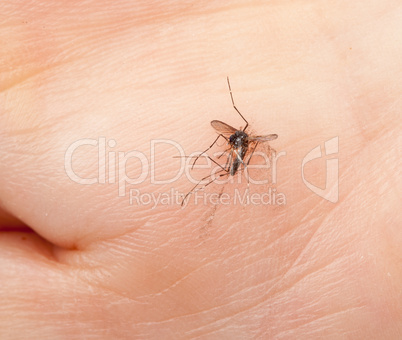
181,169,228,206
189,152,231,172
227,77,249,131
181,151,232,206
192,134,227,169
182,171,231,206
202,148,232,172
247,141,260,166
200,172,230,191
207,154,230,172
216,147,231,159
186,152,231,176
224,149,234,172
245,141,260,188
174,151,229,173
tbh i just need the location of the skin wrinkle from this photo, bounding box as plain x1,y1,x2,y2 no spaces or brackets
129,232,283,301
177,220,364,334
264,307,363,339
2,19,145,94
282,209,334,270
62,242,204,301
185,259,349,338
6,5,217,91
1,33,75,92
203,185,225,227
274,306,366,338
322,12,400,144
1,70,38,93
186,317,239,339
113,251,341,330
129,253,286,327
290,131,393,237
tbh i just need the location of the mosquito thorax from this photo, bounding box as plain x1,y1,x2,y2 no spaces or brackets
229,130,249,148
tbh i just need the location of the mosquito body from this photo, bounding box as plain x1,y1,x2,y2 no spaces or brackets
228,129,249,175
181,77,278,206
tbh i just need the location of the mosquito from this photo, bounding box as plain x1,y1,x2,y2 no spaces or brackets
181,77,278,206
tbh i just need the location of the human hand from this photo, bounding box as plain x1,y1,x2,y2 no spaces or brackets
1,1,401,338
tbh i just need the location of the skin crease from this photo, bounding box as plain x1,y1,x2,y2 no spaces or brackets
0,0,401,338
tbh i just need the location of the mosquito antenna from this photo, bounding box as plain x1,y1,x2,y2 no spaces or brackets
227,76,249,131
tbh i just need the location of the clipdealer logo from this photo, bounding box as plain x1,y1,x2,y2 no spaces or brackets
301,137,339,203
64,136,339,206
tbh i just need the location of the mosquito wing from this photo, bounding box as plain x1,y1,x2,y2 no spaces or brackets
211,120,237,137
248,134,278,142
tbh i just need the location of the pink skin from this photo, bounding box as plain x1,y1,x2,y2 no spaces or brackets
1,1,401,338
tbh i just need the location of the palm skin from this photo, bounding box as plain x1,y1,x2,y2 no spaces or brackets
0,1,401,338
